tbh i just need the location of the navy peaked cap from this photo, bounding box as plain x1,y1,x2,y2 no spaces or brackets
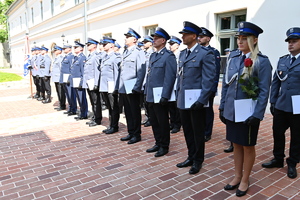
199,27,214,38
168,36,182,44
102,36,116,44
285,27,300,42
86,38,99,45
124,28,141,39
142,35,153,43
54,45,63,51
179,21,202,35
73,41,85,48
62,44,72,49
41,46,48,51
236,21,263,37
151,27,170,40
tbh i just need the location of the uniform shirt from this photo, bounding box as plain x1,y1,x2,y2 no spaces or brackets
51,54,64,82
82,51,101,89
38,54,52,77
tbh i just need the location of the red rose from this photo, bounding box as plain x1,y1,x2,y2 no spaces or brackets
244,58,253,68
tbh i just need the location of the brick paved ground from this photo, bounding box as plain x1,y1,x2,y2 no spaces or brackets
0,69,299,200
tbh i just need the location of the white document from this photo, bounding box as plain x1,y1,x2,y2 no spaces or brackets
184,89,209,109
86,79,95,90
124,78,137,94
153,87,176,103
234,99,257,122
292,95,300,114
72,77,81,88
108,81,115,93
63,74,70,83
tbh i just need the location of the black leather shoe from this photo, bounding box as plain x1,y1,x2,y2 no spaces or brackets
236,188,248,197
64,111,71,114
204,135,211,142
105,128,118,134
176,159,193,168
57,107,66,111
224,145,234,153
102,128,110,133
262,159,284,168
127,136,141,144
189,163,202,174
146,145,159,153
89,121,100,127
155,148,168,157
287,164,297,179
67,112,77,116
224,183,240,190
74,116,88,120
86,121,94,125
42,98,51,104
144,121,151,127
37,97,45,101
120,135,132,141
171,128,180,134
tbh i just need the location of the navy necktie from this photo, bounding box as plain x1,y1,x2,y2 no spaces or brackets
291,56,296,65
240,55,246,66
186,50,191,58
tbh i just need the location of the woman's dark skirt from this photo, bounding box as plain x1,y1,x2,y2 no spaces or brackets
226,120,260,146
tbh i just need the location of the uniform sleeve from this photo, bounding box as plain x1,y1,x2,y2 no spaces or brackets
269,60,281,104
161,53,177,99
212,49,221,92
45,56,52,75
94,56,101,87
133,50,146,92
114,55,122,91
219,57,231,110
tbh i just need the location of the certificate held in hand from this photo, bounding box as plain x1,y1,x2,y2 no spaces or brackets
124,78,137,94
184,89,209,109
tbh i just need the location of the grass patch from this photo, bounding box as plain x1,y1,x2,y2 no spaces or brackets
0,72,23,82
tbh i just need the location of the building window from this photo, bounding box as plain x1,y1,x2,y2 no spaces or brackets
31,7,34,24
217,10,246,55
103,33,112,38
144,24,158,36
51,0,54,16
75,0,79,4
40,1,43,21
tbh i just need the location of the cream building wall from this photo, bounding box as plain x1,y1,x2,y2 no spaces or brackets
6,0,300,69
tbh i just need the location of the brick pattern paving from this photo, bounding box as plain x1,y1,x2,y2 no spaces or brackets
0,74,300,199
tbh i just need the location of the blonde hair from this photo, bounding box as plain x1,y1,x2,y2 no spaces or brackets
241,35,259,78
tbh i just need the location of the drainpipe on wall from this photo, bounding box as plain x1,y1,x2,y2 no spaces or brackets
83,0,88,55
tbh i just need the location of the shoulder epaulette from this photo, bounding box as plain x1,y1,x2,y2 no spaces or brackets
180,48,187,52
257,52,268,58
279,54,289,59
200,46,209,51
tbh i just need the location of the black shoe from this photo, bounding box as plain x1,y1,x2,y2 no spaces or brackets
37,97,45,101
224,145,234,153
189,163,202,174
102,127,110,133
57,107,66,111
262,159,284,168
146,145,159,153
33,94,40,99
86,120,94,125
204,135,211,142
54,107,60,110
105,128,118,134
144,121,151,127
120,135,132,141
67,112,77,116
42,98,51,104
171,128,180,134
287,164,297,179
74,116,88,120
224,183,240,190
155,148,168,157
127,136,141,144
89,121,100,127
176,159,193,168
64,111,71,114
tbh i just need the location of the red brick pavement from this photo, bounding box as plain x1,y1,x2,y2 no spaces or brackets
0,72,299,200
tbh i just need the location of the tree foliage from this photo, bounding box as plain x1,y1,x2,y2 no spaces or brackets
0,0,15,43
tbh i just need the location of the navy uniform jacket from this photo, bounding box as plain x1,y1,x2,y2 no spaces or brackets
220,52,272,121
118,45,146,93
60,52,74,83
145,47,177,102
70,52,86,87
270,55,300,113
51,54,64,82
30,55,38,76
82,51,101,89
143,47,154,88
38,54,52,77
176,44,216,109
207,45,221,93
99,52,121,92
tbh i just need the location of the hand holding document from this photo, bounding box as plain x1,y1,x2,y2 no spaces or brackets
234,99,257,122
124,78,137,94
87,79,95,90
292,95,300,114
184,89,209,109
63,74,70,83
153,87,175,103
108,81,115,93
72,77,81,88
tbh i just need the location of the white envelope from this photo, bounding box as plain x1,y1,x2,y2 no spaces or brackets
86,79,95,90
63,74,70,83
234,99,257,122
292,95,300,114
124,78,137,94
153,87,175,103
108,81,115,93
184,89,209,109
72,77,81,88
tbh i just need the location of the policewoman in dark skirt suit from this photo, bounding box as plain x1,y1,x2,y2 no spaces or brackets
219,22,272,197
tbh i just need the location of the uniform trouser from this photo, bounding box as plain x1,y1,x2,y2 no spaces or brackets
41,77,51,96
54,82,66,108
180,109,206,164
204,94,215,136
75,88,88,118
63,84,77,113
273,108,300,166
32,75,40,95
101,92,120,129
168,102,181,129
148,102,170,149
120,93,141,137
87,89,102,124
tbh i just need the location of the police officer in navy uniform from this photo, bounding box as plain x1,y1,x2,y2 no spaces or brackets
114,42,121,55
71,41,88,120
82,38,102,126
262,27,300,179
198,27,221,142
38,46,52,103
119,28,146,144
145,27,177,157
99,36,121,134
30,47,41,99
51,45,66,109
176,21,216,174
168,36,182,133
